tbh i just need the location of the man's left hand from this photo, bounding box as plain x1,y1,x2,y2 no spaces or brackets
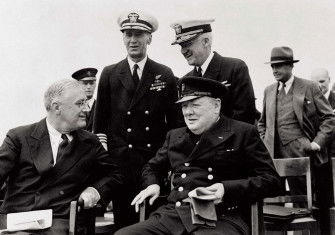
310,142,321,152
205,183,225,204
79,187,101,208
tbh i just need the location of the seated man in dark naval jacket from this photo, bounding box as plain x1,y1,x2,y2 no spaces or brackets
0,79,123,234
116,76,282,235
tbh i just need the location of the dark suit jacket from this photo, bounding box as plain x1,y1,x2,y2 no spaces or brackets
93,57,183,185
142,116,281,233
0,119,123,217
185,52,256,124
328,91,335,109
258,77,335,165
85,100,95,132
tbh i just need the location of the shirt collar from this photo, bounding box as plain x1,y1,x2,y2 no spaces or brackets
87,98,95,110
46,118,73,141
324,89,331,99
200,51,214,74
127,55,148,74
278,75,294,91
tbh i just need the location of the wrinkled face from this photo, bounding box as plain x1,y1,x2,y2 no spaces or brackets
271,63,293,83
123,29,152,62
57,87,88,132
179,36,208,66
181,96,220,135
311,73,330,95
78,79,96,99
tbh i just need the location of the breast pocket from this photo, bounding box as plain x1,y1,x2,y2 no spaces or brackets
304,98,317,118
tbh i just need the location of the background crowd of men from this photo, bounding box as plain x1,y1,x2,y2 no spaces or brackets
0,9,335,235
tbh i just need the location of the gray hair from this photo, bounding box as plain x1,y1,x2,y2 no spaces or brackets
44,79,81,111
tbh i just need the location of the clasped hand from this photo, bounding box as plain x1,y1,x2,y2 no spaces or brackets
131,184,160,212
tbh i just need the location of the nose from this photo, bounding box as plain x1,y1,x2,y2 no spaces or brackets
82,103,89,112
182,105,193,116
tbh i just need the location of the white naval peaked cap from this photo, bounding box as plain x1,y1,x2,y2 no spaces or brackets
117,10,159,33
170,19,215,45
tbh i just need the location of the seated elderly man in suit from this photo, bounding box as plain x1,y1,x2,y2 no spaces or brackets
0,79,123,234
116,76,282,235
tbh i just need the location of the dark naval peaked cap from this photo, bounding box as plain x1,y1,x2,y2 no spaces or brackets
176,76,227,103
170,19,215,45
118,10,158,33
71,68,98,81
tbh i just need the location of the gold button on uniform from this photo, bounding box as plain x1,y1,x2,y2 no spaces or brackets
145,127,150,131
208,174,213,180
181,173,186,178
184,163,190,167
178,186,184,192
127,111,131,115
127,128,132,132
147,144,151,148
128,144,133,149
176,201,181,207
208,167,213,172
145,110,149,115
59,190,64,195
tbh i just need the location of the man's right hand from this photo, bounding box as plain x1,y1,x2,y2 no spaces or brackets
131,184,160,212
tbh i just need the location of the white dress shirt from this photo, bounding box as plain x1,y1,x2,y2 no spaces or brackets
46,119,72,165
278,75,294,93
198,51,215,75
127,55,148,80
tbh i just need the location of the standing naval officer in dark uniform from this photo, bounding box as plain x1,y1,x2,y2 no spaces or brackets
116,76,281,235
93,10,183,228
72,67,98,132
170,19,257,124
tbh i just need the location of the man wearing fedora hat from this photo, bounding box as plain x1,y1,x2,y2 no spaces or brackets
116,76,281,235
93,10,183,228
258,46,335,210
170,19,257,125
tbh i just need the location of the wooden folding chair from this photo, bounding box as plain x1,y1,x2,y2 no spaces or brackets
252,157,319,235
69,200,115,235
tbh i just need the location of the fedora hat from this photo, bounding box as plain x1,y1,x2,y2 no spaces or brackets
265,46,299,64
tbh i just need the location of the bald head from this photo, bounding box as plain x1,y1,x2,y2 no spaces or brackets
311,68,330,95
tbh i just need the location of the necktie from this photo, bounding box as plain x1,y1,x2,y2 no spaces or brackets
56,134,69,163
194,67,202,77
132,64,140,87
278,82,286,96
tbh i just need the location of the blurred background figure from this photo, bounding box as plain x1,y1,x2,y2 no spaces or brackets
72,67,98,132
311,68,335,109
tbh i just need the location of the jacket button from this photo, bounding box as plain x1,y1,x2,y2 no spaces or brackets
181,173,186,178
178,186,184,192
176,201,181,207
127,128,132,132
145,110,149,115
208,175,213,180
208,167,213,172
184,162,190,167
147,144,151,148
145,127,150,131
127,111,131,115
59,190,64,195
128,144,133,149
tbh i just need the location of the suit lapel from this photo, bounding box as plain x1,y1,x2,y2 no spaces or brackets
203,52,221,81
292,77,307,128
185,117,233,162
267,83,278,129
27,119,54,175
130,58,156,108
117,59,136,93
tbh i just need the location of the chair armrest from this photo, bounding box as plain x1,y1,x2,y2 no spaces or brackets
251,201,265,235
69,199,96,235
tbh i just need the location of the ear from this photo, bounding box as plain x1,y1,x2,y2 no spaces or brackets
51,102,61,115
147,33,152,45
202,37,209,47
214,98,221,114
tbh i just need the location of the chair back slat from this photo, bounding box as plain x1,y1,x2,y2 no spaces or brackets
273,158,309,177
264,195,307,204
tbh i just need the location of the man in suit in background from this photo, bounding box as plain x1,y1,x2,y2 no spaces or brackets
72,67,98,132
258,47,335,234
116,76,281,235
170,19,256,124
311,68,335,109
93,11,183,229
0,79,123,234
